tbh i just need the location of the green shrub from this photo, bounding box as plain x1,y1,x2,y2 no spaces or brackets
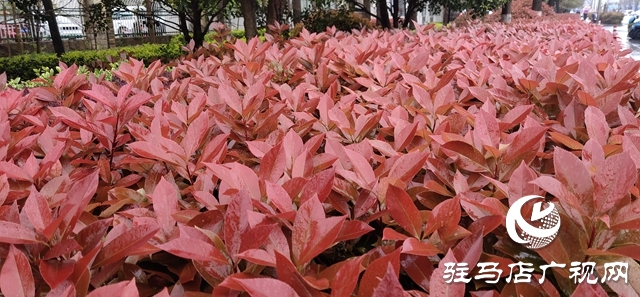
299,7,375,34
599,11,624,24
205,28,267,43
0,40,184,81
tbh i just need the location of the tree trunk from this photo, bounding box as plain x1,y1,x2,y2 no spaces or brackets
362,0,371,18
442,5,450,25
239,0,258,39
392,0,399,28
189,0,205,48
266,0,286,33
376,0,391,28
42,0,64,56
292,0,301,23
217,0,226,23
178,10,191,44
501,0,512,23
145,0,156,41
403,0,417,29
532,0,542,15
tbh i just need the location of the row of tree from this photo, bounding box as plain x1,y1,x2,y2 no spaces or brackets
9,0,572,57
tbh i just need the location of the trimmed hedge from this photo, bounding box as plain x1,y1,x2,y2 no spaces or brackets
0,35,183,81
600,12,624,24
298,7,376,34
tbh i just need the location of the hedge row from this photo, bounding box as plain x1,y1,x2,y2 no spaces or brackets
0,36,184,81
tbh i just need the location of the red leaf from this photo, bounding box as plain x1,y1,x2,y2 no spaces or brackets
149,177,179,237
181,111,209,157
300,168,336,204
156,237,228,264
371,263,404,297
0,245,35,297
233,277,299,297
0,221,42,244
553,147,593,213
265,181,294,213
39,259,75,289
86,278,138,297
224,188,251,260
468,215,503,236
275,251,327,296
452,229,484,269
236,249,276,267
330,256,365,297
429,250,465,297
260,142,287,183
335,220,374,242
594,151,636,214
440,141,490,173
75,218,113,255
386,185,422,238
424,196,461,238
383,227,409,241
571,282,608,297
401,237,440,256
59,170,100,239
394,121,418,152
500,105,533,131
45,280,76,297
584,106,609,146
357,247,402,297
401,254,434,292
0,174,8,206
354,189,378,219
474,109,500,148
0,161,30,181
292,197,346,266
507,161,540,206
239,223,278,253
501,126,547,164
24,186,52,235
93,223,160,268
42,238,82,260
344,148,375,187
388,150,429,183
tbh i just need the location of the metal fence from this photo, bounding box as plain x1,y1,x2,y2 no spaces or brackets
0,1,181,45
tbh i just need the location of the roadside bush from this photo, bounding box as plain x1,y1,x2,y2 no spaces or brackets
599,11,625,24
0,41,183,81
455,0,555,26
204,28,267,44
0,18,639,297
299,6,375,33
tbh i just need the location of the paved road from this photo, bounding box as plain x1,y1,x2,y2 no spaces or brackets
603,24,640,60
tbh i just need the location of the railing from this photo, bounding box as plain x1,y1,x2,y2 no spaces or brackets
0,4,180,45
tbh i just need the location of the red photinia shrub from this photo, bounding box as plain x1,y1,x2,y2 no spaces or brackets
0,18,639,296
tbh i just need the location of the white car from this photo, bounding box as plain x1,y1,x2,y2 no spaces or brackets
112,6,170,36
40,16,83,39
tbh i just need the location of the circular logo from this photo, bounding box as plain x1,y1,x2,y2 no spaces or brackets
506,195,561,249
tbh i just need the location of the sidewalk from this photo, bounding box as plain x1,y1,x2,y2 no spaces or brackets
602,24,640,60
